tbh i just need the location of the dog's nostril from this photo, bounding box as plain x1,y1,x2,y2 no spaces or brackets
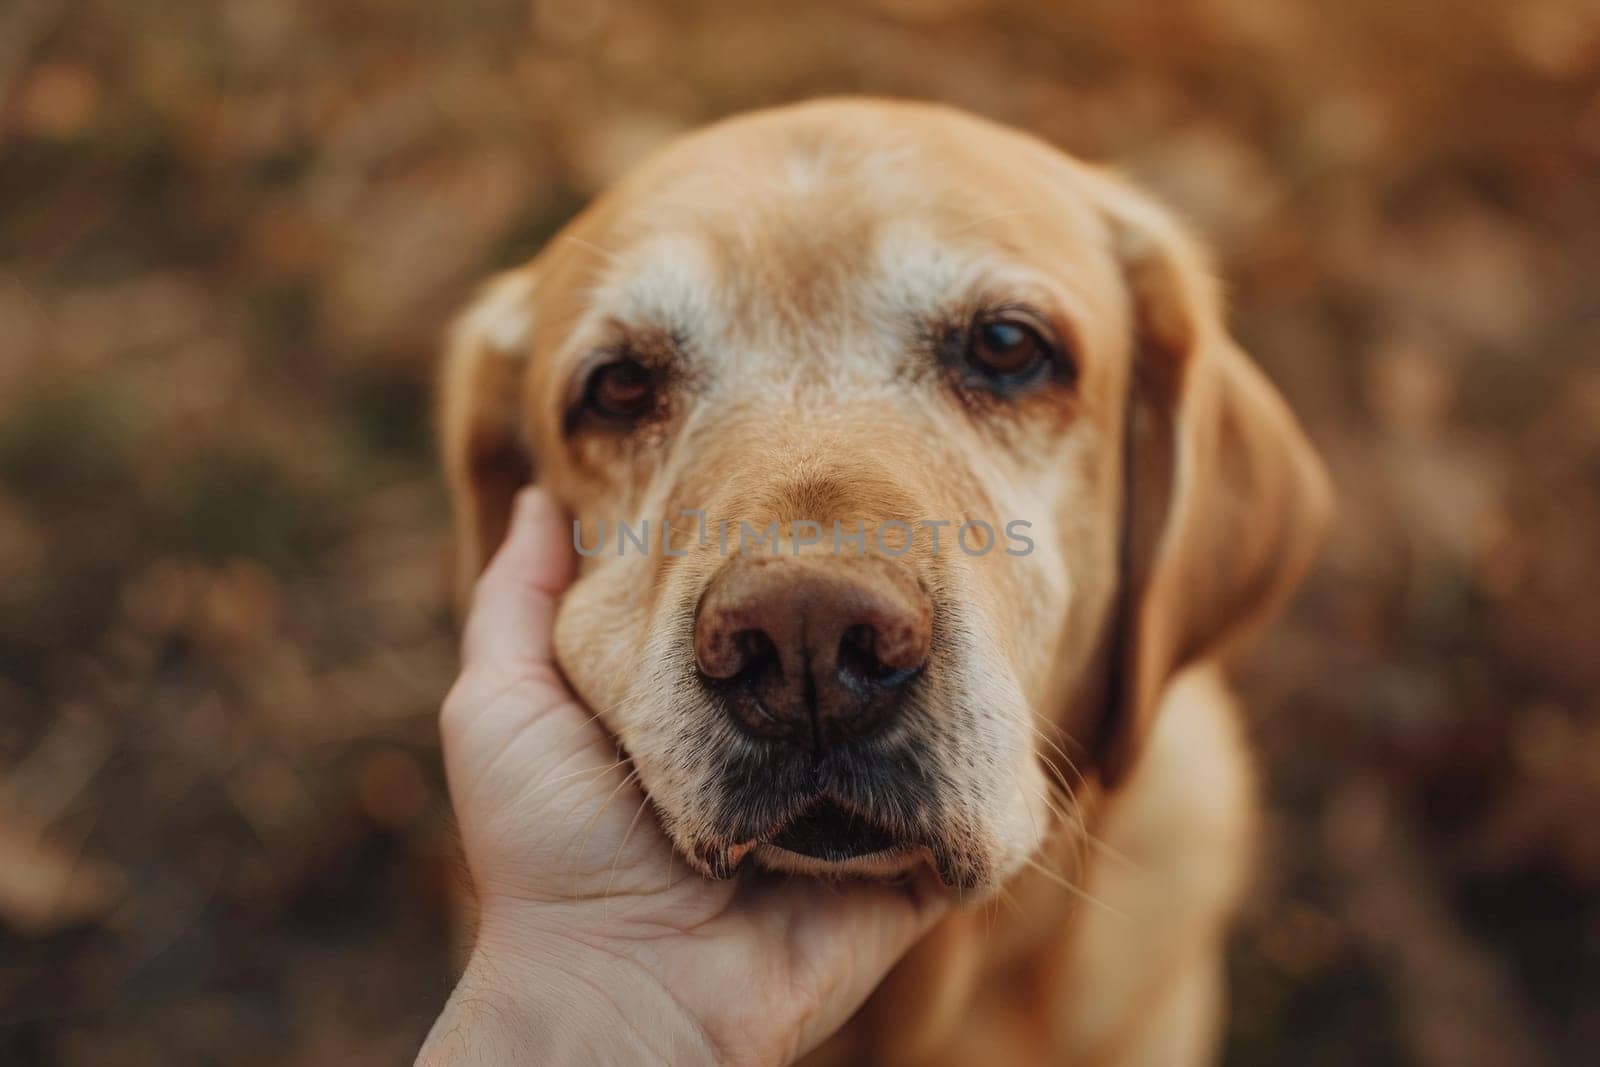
733,628,780,681
835,622,920,692
836,623,883,681
842,623,875,656
696,621,780,682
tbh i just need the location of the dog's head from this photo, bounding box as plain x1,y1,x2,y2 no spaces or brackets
441,100,1330,895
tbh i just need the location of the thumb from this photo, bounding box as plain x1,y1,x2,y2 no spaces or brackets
461,487,575,676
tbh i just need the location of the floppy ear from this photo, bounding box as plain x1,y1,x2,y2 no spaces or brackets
438,269,538,608
1091,178,1333,786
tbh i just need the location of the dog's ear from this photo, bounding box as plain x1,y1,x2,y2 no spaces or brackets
1090,176,1333,786
438,269,538,609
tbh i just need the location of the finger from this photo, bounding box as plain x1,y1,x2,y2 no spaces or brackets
775,874,950,1057
462,486,575,674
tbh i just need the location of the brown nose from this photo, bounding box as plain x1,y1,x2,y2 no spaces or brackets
693,556,932,748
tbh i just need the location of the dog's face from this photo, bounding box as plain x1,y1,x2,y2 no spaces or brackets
443,101,1330,896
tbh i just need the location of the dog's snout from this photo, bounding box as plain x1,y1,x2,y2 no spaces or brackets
693,557,932,746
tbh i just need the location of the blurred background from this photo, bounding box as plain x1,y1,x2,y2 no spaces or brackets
2,0,1598,1063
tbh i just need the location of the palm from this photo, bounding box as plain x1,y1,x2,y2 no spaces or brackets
446,665,756,929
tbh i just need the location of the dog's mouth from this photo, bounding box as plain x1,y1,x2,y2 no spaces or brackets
682,719,988,888
693,792,983,891
765,799,908,861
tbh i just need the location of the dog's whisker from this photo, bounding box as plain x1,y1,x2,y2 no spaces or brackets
661,842,679,894
1086,836,1142,872
604,794,654,912
566,767,642,897
546,695,633,757
1026,771,1132,878
1020,779,1105,894
1023,776,1081,844
535,758,629,795
949,206,1036,236
1016,713,1091,795
1024,714,1088,775
1022,727,1115,884
1019,856,1128,921
561,233,623,265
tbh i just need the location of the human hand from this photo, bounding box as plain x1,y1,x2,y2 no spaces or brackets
419,488,946,1065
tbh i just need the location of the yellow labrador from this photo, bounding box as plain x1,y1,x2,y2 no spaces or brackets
440,98,1331,1065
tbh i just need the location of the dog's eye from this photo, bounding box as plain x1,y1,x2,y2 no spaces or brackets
964,316,1053,389
582,359,658,422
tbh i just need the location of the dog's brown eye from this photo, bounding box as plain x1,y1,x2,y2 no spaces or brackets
584,359,657,421
966,317,1051,387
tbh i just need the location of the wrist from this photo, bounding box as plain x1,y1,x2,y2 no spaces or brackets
419,903,720,1066
417,951,555,1064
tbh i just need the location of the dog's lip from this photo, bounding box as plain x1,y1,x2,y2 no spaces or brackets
706,818,976,891
763,799,909,861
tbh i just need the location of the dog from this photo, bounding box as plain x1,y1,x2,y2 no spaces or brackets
439,98,1331,1065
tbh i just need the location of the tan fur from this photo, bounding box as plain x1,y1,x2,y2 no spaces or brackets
439,99,1330,1064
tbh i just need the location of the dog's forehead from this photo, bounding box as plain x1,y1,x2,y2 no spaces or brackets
585,132,1117,371
604,219,1043,344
